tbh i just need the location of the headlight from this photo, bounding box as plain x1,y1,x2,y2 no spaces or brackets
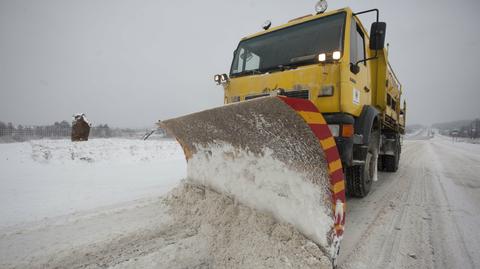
328,124,340,137
214,74,221,84
332,51,341,60
318,53,326,62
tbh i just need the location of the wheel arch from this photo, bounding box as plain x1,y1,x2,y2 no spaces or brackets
354,105,381,145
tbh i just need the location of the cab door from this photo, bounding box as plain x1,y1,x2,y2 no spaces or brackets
349,16,370,111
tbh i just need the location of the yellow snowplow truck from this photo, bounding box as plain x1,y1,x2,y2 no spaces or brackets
160,3,405,265
217,6,406,196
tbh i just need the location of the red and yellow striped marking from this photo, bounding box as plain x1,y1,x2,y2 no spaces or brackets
278,96,346,237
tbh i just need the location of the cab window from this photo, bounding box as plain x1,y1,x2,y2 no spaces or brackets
350,18,366,67
231,48,261,74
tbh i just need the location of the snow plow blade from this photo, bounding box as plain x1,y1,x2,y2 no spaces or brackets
159,96,346,261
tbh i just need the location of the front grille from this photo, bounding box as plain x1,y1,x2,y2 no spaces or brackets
281,89,309,99
244,89,309,100
245,93,269,100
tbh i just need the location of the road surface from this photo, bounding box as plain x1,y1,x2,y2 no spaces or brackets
338,131,480,269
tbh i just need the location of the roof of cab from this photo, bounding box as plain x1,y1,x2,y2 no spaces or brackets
241,7,352,41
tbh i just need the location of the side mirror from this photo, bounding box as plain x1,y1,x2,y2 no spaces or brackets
369,22,387,50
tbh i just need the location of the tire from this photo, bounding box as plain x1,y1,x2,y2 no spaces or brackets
383,155,397,172
347,129,379,197
384,136,400,172
378,154,385,171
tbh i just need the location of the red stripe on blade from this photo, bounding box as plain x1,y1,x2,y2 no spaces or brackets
330,169,344,185
278,96,319,113
324,146,340,163
308,124,331,140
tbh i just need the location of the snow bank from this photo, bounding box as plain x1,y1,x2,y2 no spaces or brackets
159,182,332,269
27,138,183,164
186,143,334,255
0,138,186,229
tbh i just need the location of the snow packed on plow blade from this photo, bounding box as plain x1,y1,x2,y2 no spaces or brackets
159,96,345,260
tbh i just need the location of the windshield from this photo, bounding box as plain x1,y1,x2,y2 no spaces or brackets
230,12,346,77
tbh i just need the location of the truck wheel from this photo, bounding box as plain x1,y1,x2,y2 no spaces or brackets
378,155,385,171
347,129,379,197
384,137,400,172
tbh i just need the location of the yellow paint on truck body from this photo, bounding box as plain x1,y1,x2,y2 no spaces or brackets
227,63,342,113
223,7,405,133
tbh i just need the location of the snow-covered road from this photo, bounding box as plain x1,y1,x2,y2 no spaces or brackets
338,131,480,269
1,133,479,269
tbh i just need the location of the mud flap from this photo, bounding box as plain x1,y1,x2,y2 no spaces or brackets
159,96,346,261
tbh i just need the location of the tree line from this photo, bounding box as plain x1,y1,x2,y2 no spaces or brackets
433,118,480,138
0,120,115,141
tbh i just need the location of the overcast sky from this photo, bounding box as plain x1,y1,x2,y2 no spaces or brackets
1,0,479,127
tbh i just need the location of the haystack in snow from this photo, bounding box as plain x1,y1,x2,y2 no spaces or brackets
71,114,91,141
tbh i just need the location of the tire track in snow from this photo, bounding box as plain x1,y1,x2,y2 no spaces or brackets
426,141,477,269
338,141,428,268
375,145,435,269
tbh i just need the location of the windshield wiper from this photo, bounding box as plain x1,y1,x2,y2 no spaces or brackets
262,54,318,74
262,64,299,74
231,69,263,77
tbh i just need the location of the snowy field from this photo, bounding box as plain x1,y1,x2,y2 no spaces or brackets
0,139,186,229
